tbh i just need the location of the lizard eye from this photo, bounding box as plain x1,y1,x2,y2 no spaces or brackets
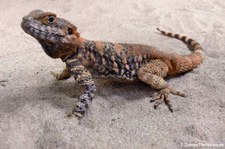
67,28,73,35
48,16,55,23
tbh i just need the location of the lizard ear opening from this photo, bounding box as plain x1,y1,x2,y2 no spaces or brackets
67,26,80,37
67,28,73,35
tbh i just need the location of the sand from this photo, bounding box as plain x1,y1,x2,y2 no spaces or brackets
0,0,225,148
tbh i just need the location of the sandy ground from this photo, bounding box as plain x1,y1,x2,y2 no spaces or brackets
0,0,225,148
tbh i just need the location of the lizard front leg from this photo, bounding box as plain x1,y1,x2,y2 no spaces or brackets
65,58,96,118
137,60,186,112
51,66,71,80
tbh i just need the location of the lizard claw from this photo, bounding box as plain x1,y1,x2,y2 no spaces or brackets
67,109,84,119
67,111,83,119
150,87,187,112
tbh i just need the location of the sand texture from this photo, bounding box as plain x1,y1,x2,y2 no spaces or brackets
0,0,225,148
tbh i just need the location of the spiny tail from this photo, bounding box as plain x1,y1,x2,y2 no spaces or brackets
156,28,204,75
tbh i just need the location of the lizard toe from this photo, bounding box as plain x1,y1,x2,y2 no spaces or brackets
150,87,186,112
170,88,187,97
67,102,87,118
150,88,172,112
50,71,71,80
50,71,63,80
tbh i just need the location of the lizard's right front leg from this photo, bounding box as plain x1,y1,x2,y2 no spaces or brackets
65,58,96,118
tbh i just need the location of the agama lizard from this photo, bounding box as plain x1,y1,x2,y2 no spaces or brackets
21,10,204,118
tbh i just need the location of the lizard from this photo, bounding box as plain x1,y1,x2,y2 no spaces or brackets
21,9,204,118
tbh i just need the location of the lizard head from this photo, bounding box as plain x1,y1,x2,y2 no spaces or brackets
21,9,82,59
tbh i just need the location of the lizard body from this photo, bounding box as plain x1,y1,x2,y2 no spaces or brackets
21,10,204,117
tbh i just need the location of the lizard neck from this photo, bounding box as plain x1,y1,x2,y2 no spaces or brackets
61,38,97,67
60,37,88,62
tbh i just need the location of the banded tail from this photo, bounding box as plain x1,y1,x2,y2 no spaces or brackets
156,28,204,75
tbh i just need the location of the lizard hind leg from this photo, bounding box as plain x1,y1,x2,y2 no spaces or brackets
137,60,187,112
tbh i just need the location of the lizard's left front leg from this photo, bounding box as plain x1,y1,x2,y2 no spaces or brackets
66,58,96,118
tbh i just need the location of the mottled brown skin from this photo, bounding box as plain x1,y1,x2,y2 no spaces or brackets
21,10,204,118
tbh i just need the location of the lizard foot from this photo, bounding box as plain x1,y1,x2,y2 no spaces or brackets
150,87,187,112
67,92,93,119
51,71,70,80
67,102,88,119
